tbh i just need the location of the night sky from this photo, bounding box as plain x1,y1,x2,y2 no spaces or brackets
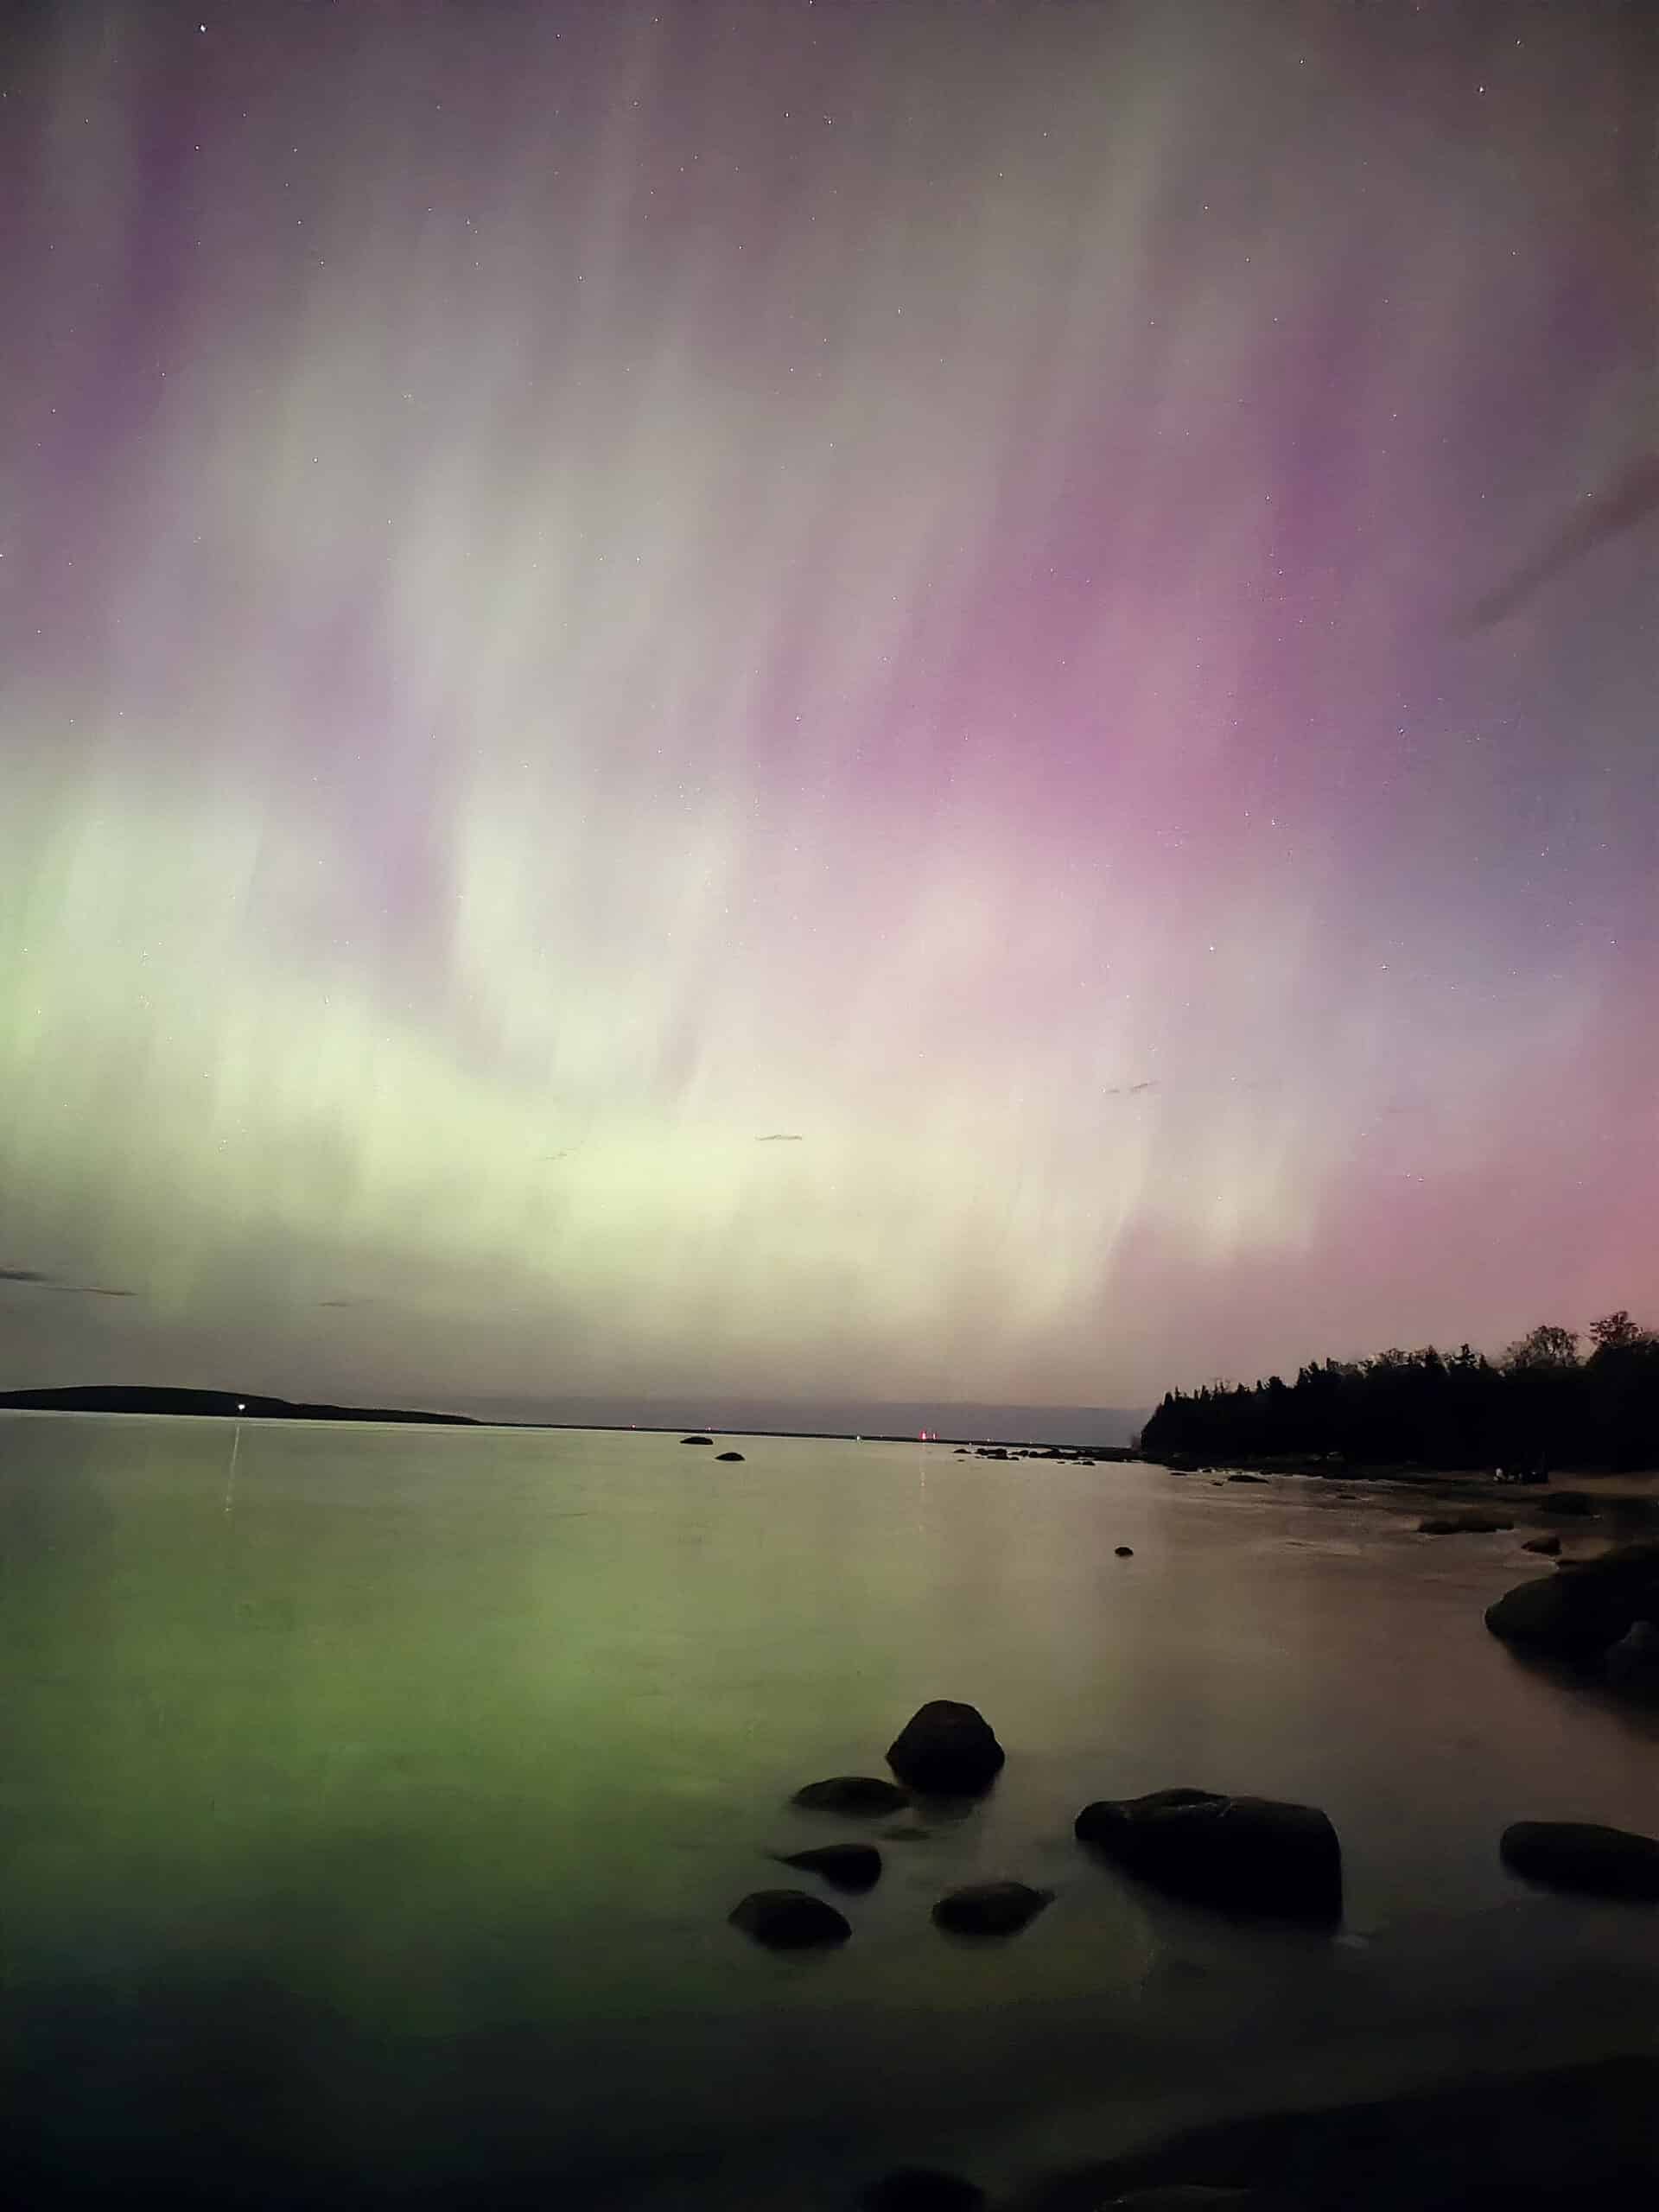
1,0,1654,1417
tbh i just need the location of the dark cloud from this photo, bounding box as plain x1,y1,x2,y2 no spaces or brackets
755,1133,804,1141
318,1297,361,1307
56,1285,137,1297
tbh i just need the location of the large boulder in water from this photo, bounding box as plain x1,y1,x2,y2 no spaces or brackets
887,1700,1005,1794
1075,1788,1342,1922
1482,1573,1630,1659
728,1889,851,1948
1499,1820,1659,1900
931,1879,1052,1936
1484,1539,1659,1660
791,1775,912,1815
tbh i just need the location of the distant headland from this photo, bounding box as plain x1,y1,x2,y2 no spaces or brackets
0,1386,478,1426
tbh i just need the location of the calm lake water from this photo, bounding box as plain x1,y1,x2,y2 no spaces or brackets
4,1414,1658,2209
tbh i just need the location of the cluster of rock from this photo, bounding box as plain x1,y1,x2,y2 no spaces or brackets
680,1435,745,1460
728,1694,1659,2208
729,1703,1039,1952
960,1445,1113,1465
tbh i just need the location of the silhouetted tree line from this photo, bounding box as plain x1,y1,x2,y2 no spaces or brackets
1140,1313,1659,1475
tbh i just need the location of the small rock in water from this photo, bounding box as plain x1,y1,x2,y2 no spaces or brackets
931,1879,1053,1936
772,1842,881,1891
1419,1511,1513,1535
792,1775,912,1815
715,1450,744,1460
887,1700,1006,1794
1499,1820,1659,1900
1522,1533,1561,1556
860,2171,986,2211
1227,1472,1268,1484
1116,1545,1135,1557
728,1889,851,1948
681,1434,714,1445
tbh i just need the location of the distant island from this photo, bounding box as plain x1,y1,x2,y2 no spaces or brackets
0,1386,478,1426
1141,1311,1659,1477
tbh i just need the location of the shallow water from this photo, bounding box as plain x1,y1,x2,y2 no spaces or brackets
3,1414,1657,2207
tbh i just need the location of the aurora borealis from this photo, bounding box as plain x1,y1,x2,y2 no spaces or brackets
1,0,1654,1416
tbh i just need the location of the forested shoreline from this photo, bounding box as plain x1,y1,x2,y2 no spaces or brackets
1140,1313,1659,1474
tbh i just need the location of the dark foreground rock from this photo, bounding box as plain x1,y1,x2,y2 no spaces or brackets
792,1775,912,1815
715,1450,745,1460
1000,2054,1659,2212
1484,1538,1659,1660
887,1700,1005,1794
1418,1510,1513,1534
772,1842,881,1892
931,1879,1053,1936
1499,1819,1659,1900
1075,1789,1342,1922
1116,1545,1135,1556
860,2171,986,2211
1522,1533,1561,1555
728,1889,850,1948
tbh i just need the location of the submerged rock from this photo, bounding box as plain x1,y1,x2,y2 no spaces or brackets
1116,1545,1135,1557
1076,1788,1342,1922
1018,2053,1659,2212
1499,1820,1659,1900
715,1450,745,1461
887,1700,1006,1794
772,1842,881,1892
1107,2193,1262,2209
1226,1473,1268,1484
681,1434,714,1445
1522,1533,1561,1556
792,1775,912,1815
931,1879,1052,1936
728,1888,851,1948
